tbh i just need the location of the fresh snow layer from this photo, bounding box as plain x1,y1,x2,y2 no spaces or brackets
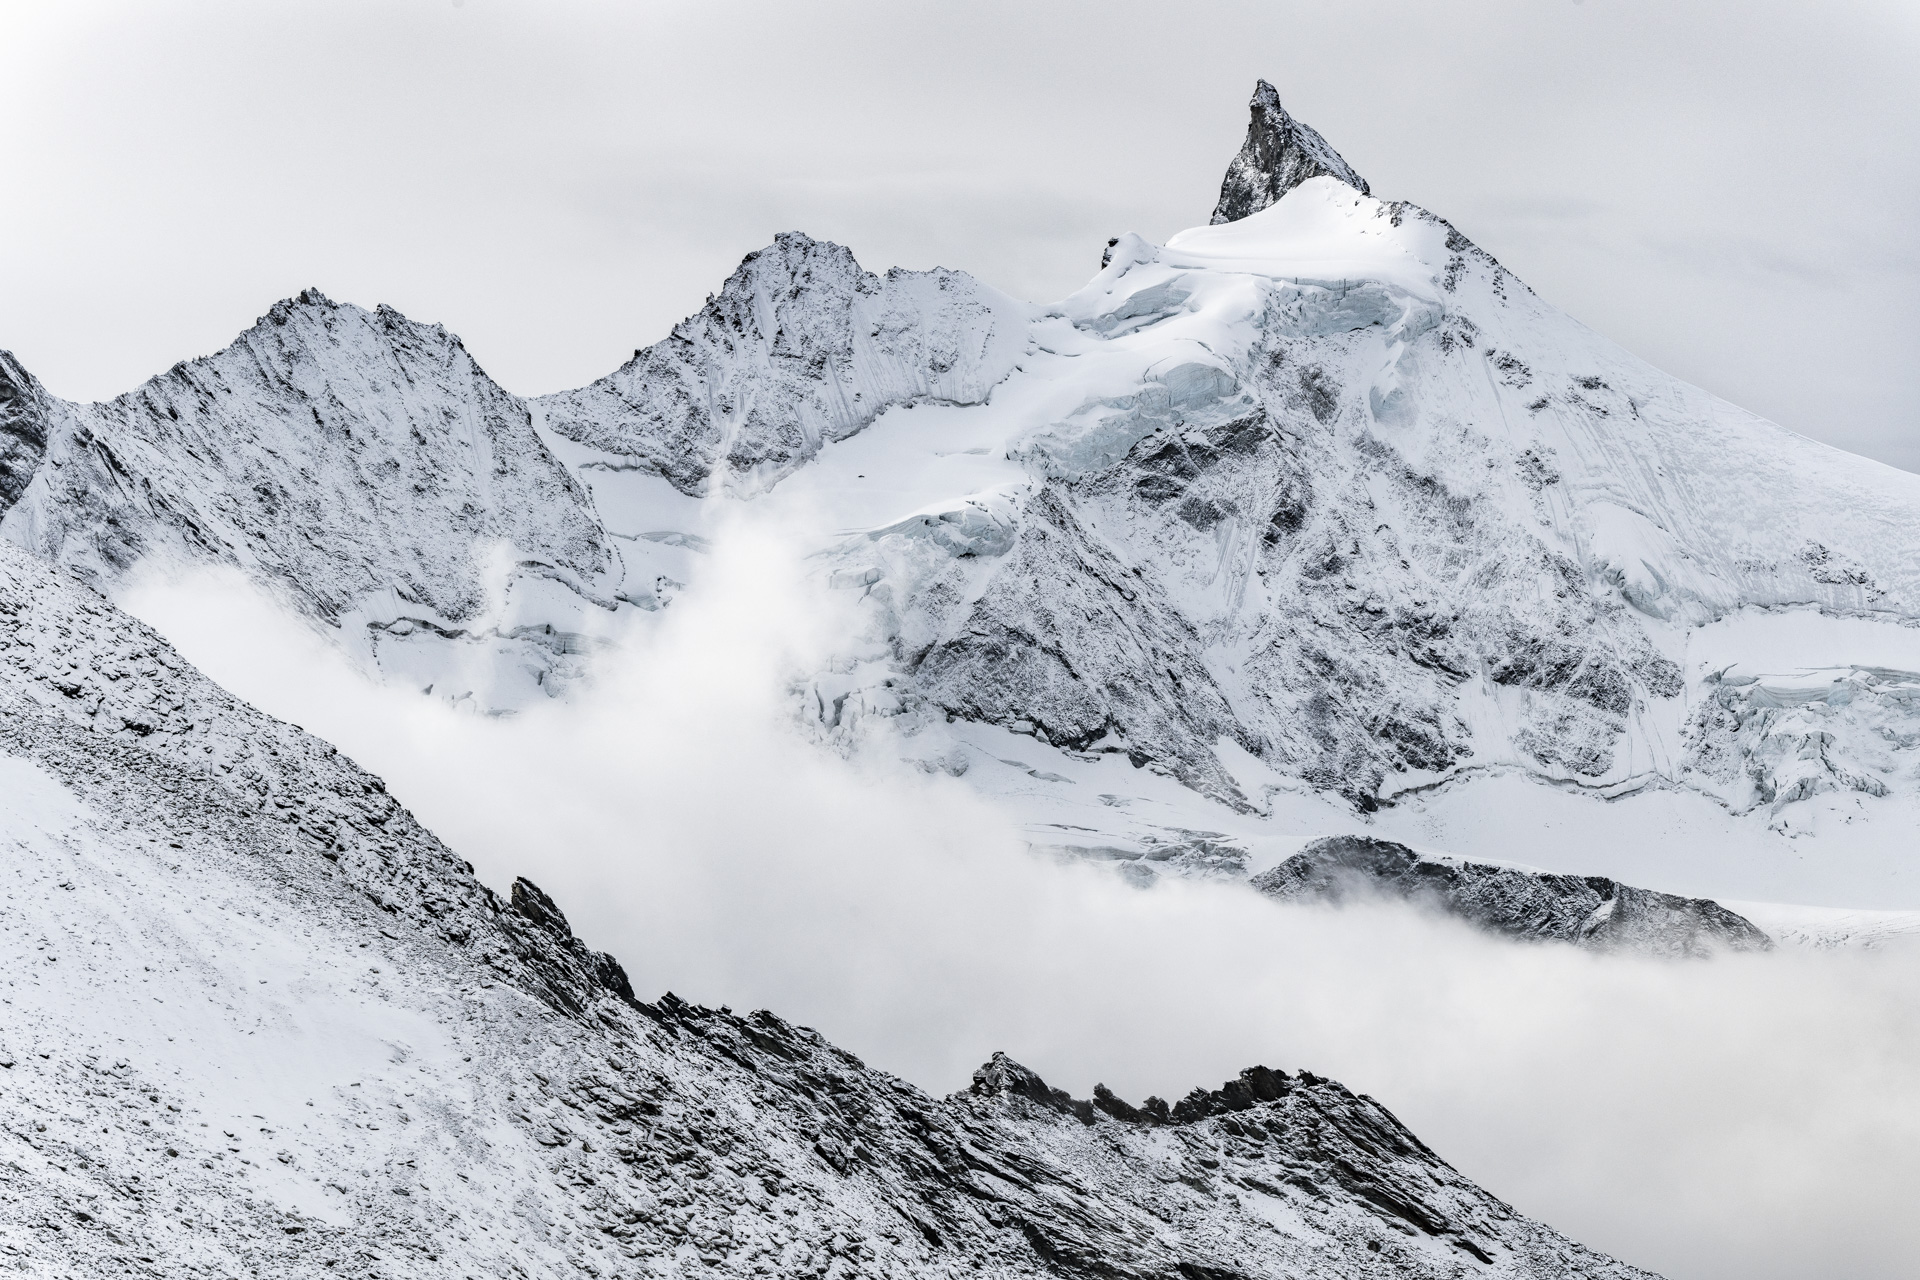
1170,179,1451,298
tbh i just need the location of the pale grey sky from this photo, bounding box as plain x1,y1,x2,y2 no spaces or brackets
4,0,1916,468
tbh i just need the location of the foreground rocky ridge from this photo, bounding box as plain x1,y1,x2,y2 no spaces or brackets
0,540,1656,1277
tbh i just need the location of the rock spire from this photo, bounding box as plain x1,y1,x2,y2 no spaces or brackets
1210,79,1369,223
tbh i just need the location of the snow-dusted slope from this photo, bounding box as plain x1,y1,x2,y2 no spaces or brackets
535,232,1029,497
0,540,1656,1278
0,292,633,708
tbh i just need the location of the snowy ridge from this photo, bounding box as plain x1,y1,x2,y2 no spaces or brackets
0,540,1657,1278
0,291,631,708
535,232,1029,497
0,290,615,623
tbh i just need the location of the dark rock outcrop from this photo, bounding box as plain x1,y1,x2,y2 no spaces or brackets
1210,80,1369,224
0,350,50,512
1254,835,1774,957
504,875,640,1011
0,292,615,625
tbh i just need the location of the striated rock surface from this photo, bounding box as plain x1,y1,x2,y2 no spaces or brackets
0,291,614,623
1211,79,1370,224
534,232,1028,496
0,539,1659,1277
0,352,51,510
915,485,1260,803
1253,836,1774,957
0,292,631,707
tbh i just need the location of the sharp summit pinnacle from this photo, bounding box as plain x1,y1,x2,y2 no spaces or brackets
1210,79,1369,224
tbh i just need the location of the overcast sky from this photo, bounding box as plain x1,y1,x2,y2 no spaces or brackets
5,1,1917,469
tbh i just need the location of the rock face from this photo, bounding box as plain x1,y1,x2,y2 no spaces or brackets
0,291,629,707
0,352,50,510
0,539,1658,1278
0,291,614,624
534,231,1029,497
1210,79,1370,224
1254,836,1774,957
914,485,1259,799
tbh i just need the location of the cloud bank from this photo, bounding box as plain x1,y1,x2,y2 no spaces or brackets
122,518,1920,1280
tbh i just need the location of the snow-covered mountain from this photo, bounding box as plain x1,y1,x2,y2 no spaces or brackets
537,233,1028,497
7,73,1920,1279
0,293,623,707
0,538,1657,1277
4,80,1920,909
815,135,1920,823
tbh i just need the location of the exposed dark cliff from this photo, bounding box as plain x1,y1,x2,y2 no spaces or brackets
1255,836,1774,957
1210,79,1370,224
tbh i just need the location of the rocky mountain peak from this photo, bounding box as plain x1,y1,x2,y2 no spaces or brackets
1210,78,1369,224
0,285,614,634
247,288,466,365
272,285,337,315
535,230,1026,496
